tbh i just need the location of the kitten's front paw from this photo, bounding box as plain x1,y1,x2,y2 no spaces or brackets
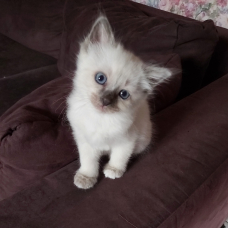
103,164,124,179
74,172,97,189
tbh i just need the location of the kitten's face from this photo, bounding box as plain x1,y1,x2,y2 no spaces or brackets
77,43,147,113
74,15,172,114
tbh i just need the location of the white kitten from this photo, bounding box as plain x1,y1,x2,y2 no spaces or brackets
67,15,172,189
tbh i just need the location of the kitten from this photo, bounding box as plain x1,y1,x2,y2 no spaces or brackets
67,15,172,189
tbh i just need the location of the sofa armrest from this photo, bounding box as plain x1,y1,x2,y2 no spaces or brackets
204,27,228,86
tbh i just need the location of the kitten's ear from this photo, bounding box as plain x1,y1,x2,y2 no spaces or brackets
84,15,115,47
142,65,173,92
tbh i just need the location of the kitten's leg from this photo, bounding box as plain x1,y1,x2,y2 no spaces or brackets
103,143,134,179
74,143,100,189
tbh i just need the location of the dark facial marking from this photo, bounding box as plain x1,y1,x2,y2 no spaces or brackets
91,89,120,113
100,90,118,107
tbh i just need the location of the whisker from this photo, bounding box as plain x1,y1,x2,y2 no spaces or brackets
59,105,67,119
55,100,67,114
52,96,68,105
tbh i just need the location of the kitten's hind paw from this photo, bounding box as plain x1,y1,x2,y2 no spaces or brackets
74,172,97,189
103,165,124,179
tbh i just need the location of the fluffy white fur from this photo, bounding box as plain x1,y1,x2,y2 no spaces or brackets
67,15,172,189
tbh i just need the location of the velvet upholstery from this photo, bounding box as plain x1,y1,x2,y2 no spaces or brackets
0,34,57,78
0,0,65,58
0,34,60,116
0,64,61,116
0,0,228,227
1,74,228,228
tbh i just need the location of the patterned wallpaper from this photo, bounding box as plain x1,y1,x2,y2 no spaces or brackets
131,0,228,29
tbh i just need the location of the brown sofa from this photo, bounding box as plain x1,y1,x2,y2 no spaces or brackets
0,0,228,227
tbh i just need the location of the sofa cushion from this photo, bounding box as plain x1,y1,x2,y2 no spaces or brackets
0,53,181,201
1,74,228,228
58,0,218,99
0,54,178,200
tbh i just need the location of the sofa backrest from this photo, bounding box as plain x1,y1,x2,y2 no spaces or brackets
132,1,228,89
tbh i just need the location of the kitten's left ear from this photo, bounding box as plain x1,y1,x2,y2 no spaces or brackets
83,15,115,47
143,65,173,92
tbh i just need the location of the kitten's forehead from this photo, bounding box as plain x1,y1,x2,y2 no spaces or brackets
87,42,142,70
94,45,143,87
105,71,137,92
79,40,144,91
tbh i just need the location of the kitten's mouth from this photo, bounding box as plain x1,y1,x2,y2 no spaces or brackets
96,104,106,112
97,104,112,113
90,99,108,113
94,101,119,113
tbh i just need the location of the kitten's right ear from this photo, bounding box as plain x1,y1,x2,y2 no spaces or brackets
82,15,115,49
142,64,173,93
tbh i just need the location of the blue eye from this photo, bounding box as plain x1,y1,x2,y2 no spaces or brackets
95,72,107,85
119,90,130,100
